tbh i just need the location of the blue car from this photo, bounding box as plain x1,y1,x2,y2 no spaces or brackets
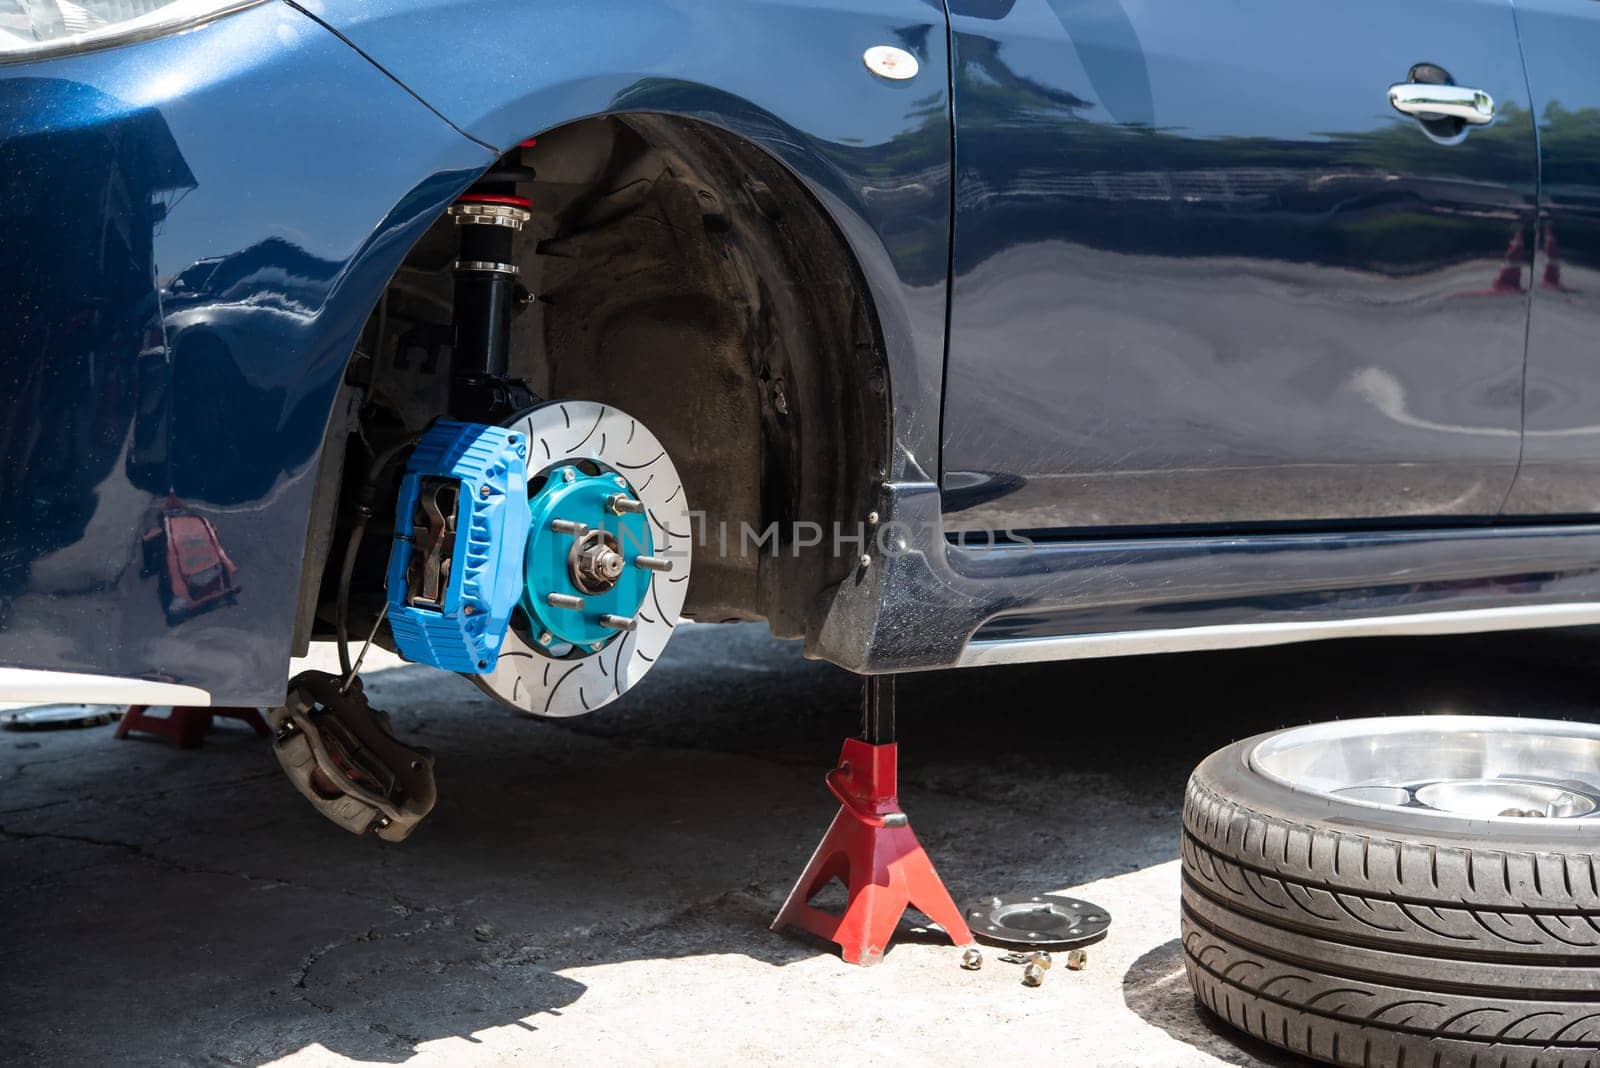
4,0,1597,704
4,0,1600,1058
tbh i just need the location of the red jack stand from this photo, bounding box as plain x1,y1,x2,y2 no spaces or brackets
116,705,270,749
772,677,973,965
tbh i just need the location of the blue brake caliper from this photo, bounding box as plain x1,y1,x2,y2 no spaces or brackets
386,421,655,672
386,420,530,673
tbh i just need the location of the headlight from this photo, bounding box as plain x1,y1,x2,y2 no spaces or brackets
0,0,261,61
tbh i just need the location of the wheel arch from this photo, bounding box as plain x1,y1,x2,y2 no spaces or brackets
299,106,908,650
516,110,896,638
294,0,949,468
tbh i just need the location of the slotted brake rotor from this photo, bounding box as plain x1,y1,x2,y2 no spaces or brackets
475,400,691,718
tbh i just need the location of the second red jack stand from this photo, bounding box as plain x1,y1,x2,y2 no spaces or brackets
772,676,973,965
116,705,270,749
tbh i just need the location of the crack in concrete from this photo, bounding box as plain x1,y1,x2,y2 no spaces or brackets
271,876,778,1032
99,769,287,809
0,823,424,913
292,926,379,1011
289,913,457,1014
493,883,776,970
0,797,76,818
0,854,129,896
1,751,85,779
0,768,285,818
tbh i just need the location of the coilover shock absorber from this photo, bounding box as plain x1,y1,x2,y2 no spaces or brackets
448,147,540,423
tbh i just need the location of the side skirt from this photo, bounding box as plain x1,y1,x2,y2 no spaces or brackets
958,603,1600,667
808,481,1600,672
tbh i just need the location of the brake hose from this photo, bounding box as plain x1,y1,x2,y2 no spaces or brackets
336,433,420,678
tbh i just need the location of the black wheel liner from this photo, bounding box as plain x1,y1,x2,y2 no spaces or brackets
1181,728,1600,1068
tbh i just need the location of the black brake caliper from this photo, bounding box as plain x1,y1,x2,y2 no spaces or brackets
268,671,437,842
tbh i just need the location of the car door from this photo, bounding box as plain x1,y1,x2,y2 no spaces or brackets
939,0,1538,535
1499,0,1600,515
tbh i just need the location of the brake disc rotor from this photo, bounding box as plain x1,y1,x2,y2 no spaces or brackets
964,893,1112,949
474,400,691,718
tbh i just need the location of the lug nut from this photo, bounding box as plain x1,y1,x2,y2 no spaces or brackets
1022,962,1045,988
1029,951,1052,971
551,519,589,536
1065,949,1087,971
546,593,585,610
600,614,637,632
960,947,983,971
634,555,673,573
607,494,645,515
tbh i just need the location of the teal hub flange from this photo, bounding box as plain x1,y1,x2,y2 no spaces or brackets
521,466,653,649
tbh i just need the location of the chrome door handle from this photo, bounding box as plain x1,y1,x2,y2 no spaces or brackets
1388,83,1495,125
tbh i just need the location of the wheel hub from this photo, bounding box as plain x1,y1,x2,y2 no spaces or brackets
521,464,653,650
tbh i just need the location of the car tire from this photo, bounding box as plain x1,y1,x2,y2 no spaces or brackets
1180,717,1600,1068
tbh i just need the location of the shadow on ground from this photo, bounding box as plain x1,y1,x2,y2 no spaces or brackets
1122,940,1308,1067
3,624,1598,1064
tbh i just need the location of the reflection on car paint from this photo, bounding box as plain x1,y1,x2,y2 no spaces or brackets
0,3,492,698
940,0,1539,531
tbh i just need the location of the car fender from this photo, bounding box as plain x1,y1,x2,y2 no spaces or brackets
0,2,495,701
294,0,952,483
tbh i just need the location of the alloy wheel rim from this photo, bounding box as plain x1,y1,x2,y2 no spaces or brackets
1248,715,1600,823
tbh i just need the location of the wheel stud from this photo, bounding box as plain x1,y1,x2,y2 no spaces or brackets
606,494,645,516
551,519,589,536
634,555,673,573
600,614,637,632
546,593,585,610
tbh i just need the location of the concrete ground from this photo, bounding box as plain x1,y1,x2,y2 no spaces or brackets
5,624,1600,1067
